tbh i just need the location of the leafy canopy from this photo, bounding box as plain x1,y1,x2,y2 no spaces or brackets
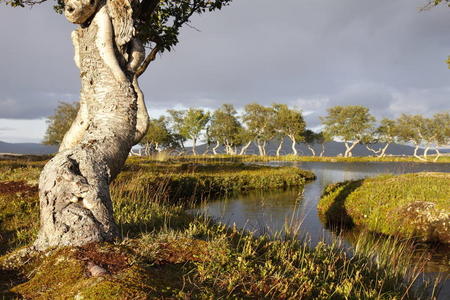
209,104,242,146
140,116,178,151
242,103,276,143
321,105,375,143
272,103,305,141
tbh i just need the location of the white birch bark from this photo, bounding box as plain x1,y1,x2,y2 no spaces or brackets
289,136,298,155
433,147,441,162
413,144,426,161
213,141,220,155
239,141,252,155
378,143,391,158
276,139,284,156
306,144,316,156
34,2,144,250
320,144,325,157
344,141,359,158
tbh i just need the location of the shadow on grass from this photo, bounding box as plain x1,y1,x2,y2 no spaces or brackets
0,267,26,298
320,179,364,230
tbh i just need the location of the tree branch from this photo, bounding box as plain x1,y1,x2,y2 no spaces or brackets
136,45,160,77
138,0,160,19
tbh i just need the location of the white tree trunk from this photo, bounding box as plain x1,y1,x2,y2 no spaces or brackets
239,141,252,155
34,5,144,250
413,144,426,161
423,146,430,161
289,136,298,155
306,144,316,156
378,143,390,158
433,147,441,162
276,139,284,157
213,141,220,155
256,141,264,156
320,143,325,157
344,141,359,158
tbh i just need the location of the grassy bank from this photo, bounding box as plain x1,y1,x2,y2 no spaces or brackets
0,157,314,255
318,172,450,244
0,157,439,298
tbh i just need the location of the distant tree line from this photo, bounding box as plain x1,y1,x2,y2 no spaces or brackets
44,102,449,161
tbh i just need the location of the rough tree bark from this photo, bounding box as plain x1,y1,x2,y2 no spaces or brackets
34,0,148,250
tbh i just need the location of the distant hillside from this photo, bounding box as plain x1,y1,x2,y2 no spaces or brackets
1,139,447,157
0,141,57,155
189,138,449,157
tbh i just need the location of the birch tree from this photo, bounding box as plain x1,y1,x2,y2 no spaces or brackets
5,0,233,250
363,118,397,157
429,112,450,161
396,114,427,161
209,104,242,155
242,103,275,156
182,108,210,155
139,116,176,155
272,104,305,156
321,105,375,157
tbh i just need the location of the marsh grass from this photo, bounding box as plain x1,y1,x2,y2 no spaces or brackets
318,172,450,243
0,157,442,299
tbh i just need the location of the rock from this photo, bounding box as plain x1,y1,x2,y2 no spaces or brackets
87,262,108,277
397,201,450,244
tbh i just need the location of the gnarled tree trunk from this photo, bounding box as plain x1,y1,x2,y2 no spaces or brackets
34,2,148,250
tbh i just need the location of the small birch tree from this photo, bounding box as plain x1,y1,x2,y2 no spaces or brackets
321,105,375,157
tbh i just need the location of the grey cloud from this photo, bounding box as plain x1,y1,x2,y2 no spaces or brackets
0,0,449,128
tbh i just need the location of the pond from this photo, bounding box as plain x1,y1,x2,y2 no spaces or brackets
191,161,450,298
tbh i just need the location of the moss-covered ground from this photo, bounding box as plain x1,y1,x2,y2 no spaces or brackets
318,173,450,244
0,157,440,298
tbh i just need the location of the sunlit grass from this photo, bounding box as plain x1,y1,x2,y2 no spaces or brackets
0,157,442,299
318,172,450,243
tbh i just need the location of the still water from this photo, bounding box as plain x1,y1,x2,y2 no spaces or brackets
192,161,450,297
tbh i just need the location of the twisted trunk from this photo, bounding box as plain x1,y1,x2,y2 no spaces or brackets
319,143,325,157
289,136,297,155
423,145,431,161
34,8,142,250
306,144,316,156
378,143,391,158
239,141,252,155
433,147,441,162
276,139,284,157
213,140,220,155
256,140,264,156
344,141,359,158
413,144,426,161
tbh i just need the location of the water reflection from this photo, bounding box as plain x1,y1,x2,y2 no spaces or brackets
192,161,450,296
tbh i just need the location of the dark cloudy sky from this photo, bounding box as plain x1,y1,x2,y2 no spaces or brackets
0,0,449,142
